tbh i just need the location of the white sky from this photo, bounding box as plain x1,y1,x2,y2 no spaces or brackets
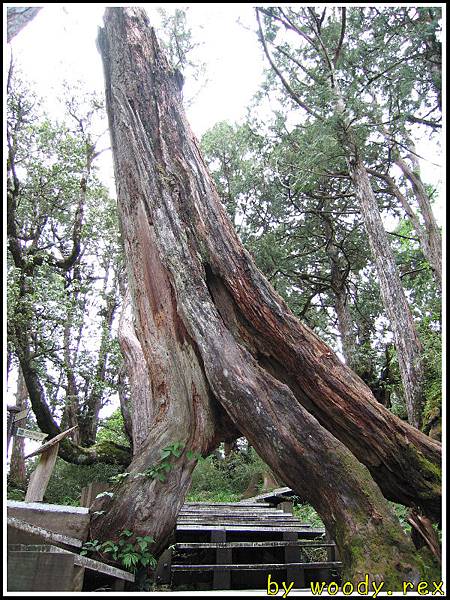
4,4,445,450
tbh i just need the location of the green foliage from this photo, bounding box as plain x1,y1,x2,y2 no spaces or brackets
96,409,130,448
7,70,123,450
187,445,268,501
389,502,412,534
292,499,324,528
39,458,124,505
81,529,157,574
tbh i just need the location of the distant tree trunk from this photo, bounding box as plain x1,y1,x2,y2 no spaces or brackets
367,153,442,289
7,7,42,42
343,148,426,430
394,148,442,286
92,9,440,583
322,213,358,370
9,367,28,487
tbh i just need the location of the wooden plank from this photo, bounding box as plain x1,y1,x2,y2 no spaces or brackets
179,507,281,513
177,517,311,528
8,544,135,582
25,426,78,459
25,443,59,502
7,549,76,591
239,487,293,504
171,561,342,571
183,502,273,508
176,541,336,549
177,518,306,525
7,516,83,549
176,524,324,534
7,501,90,541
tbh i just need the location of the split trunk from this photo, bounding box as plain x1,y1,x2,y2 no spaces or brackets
92,8,441,584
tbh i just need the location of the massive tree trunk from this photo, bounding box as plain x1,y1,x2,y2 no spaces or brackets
92,8,441,583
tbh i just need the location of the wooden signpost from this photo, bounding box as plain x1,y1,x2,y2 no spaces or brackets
24,426,78,503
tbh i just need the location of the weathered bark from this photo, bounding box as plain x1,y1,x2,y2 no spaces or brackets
117,288,153,456
9,367,28,486
7,7,42,42
92,8,441,583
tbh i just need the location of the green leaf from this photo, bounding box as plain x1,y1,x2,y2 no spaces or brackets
121,529,133,537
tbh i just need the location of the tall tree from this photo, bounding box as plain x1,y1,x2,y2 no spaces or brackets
91,8,440,584
7,70,129,465
254,6,442,430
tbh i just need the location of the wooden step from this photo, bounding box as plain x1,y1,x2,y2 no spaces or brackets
175,540,336,549
177,516,305,524
171,561,342,572
177,524,324,534
183,502,273,508
179,508,283,514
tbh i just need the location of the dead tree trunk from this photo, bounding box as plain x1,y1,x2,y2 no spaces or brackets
92,8,440,583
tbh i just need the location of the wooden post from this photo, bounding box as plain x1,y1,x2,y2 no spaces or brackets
80,482,111,508
25,444,59,503
24,426,78,503
283,531,304,588
7,406,22,456
278,500,293,513
212,529,231,590
325,529,336,562
154,547,173,585
7,549,76,591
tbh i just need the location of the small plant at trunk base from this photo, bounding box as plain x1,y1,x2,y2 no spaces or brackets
81,529,157,574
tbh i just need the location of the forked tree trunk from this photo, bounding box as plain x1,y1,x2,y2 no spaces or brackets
92,8,441,583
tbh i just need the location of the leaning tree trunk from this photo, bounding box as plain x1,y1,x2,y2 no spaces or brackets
92,8,441,583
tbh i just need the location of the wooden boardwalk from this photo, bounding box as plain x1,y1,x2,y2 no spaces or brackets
156,495,342,591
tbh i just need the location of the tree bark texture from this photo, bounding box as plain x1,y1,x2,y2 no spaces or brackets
7,7,42,42
93,8,441,582
345,152,426,431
